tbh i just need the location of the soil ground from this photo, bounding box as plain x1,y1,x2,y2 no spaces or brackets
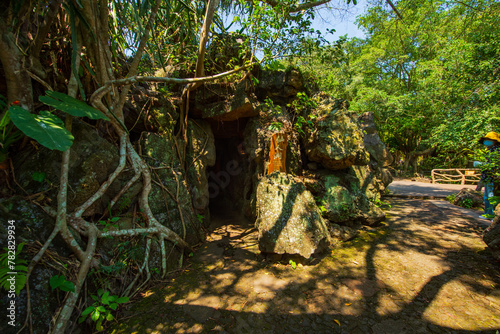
109,190,500,334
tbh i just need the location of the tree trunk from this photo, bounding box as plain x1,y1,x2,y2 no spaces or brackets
0,29,33,110
403,147,436,173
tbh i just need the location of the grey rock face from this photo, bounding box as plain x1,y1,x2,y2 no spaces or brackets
303,96,369,170
358,112,393,168
483,204,500,260
139,132,203,245
186,119,216,218
255,172,330,258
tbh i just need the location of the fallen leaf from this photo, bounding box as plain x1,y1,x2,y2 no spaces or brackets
334,319,341,326
345,303,352,306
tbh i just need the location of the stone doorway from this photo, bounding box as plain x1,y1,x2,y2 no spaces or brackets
206,118,252,219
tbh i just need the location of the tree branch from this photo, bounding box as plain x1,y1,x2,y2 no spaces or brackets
385,0,403,20
90,64,253,113
260,0,331,12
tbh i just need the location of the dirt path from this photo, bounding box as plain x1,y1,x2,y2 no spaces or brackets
109,199,500,334
387,180,477,198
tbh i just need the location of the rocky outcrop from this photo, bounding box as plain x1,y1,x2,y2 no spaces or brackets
255,172,330,258
186,119,216,219
359,112,393,168
139,132,204,245
303,95,369,170
483,204,500,260
12,120,142,217
0,197,72,332
358,112,393,191
319,170,385,226
197,79,259,121
256,68,304,104
453,188,483,209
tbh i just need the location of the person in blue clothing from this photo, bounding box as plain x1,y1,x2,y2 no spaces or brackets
474,132,500,219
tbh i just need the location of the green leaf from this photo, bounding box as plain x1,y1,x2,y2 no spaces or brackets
96,306,107,313
91,309,101,322
101,291,111,305
0,112,11,129
80,306,95,318
60,280,75,292
116,296,129,303
109,302,118,310
32,171,46,183
50,275,64,290
50,275,75,292
106,313,114,321
8,106,73,151
96,320,104,331
39,91,109,120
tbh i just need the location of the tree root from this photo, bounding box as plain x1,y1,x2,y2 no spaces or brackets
50,225,97,334
123,238,152,298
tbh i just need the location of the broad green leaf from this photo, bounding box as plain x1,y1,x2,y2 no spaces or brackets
91,309,101,322
96,306,107,313
50,275,64,290
9,106,73,151
60,280,75,292
49,275,75,292
106,313,114,321
109,303,118,310
39,91,109,121
80,306,95,318
116,296,129,303
32,171,46,183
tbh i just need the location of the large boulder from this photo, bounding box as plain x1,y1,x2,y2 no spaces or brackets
0,198,71,333
303,95,369,170
186,119,216,218
256,68,304,104
197,79,259,121
255,172,330,258
12,120,141,217
483,204,500,260
139,132,204,245
242,116,303,218
358,112,393,168
453,188,483,209
319,171,385,226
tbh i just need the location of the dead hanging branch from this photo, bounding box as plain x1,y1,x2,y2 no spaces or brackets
90,65,252,110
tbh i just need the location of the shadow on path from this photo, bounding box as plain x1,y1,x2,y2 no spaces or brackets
109,200,500,334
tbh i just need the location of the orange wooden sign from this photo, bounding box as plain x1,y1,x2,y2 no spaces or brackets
267,133,288,174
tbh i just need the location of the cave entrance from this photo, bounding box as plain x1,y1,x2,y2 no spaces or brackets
207,118,251,219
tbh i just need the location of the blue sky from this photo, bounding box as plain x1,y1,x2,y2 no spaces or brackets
219,0,369,52
311,0,368,42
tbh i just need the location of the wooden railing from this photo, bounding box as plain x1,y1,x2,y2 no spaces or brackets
431,168,481,185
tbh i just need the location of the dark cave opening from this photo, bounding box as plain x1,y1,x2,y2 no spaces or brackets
206,118,252,218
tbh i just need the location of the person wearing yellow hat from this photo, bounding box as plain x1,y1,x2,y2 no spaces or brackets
474,132,500,219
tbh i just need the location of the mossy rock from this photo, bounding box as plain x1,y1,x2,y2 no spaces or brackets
303,99,369,170
140,132,204,245
255,172,330,258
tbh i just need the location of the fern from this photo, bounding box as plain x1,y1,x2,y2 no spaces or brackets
0,242,28,295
